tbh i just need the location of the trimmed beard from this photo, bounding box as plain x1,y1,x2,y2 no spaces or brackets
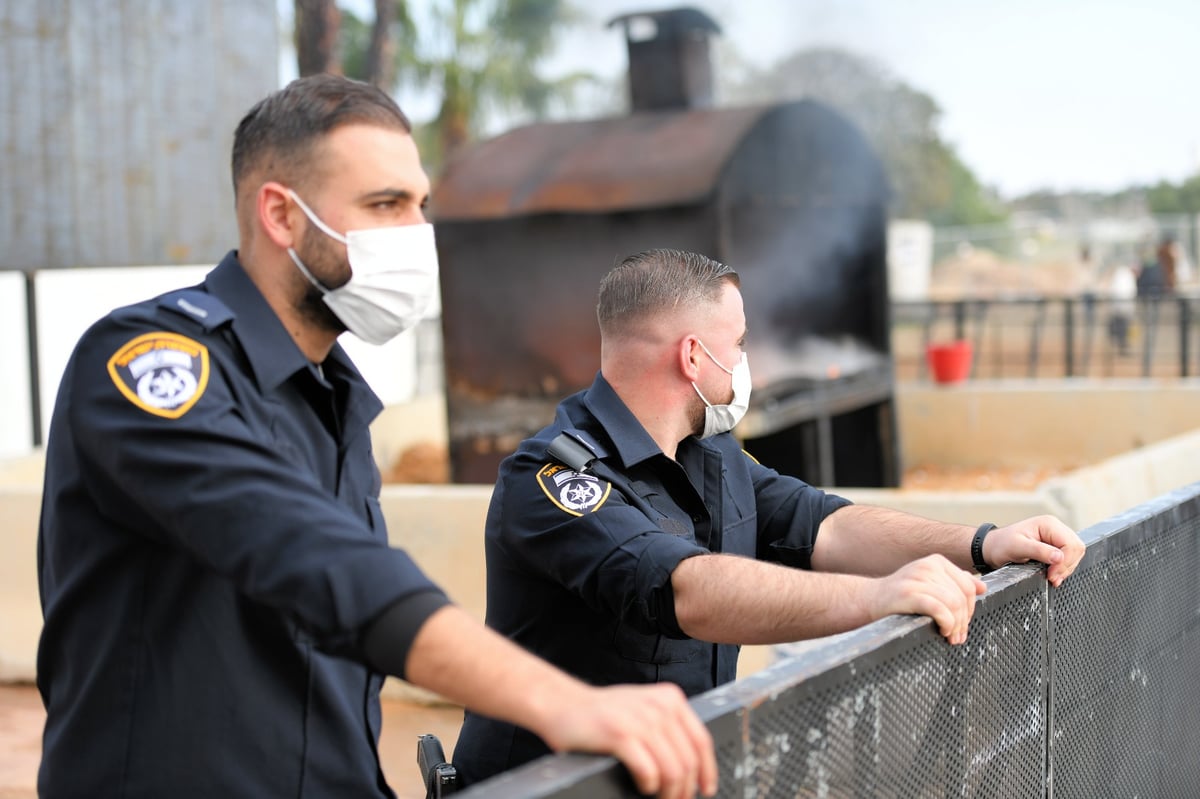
294,224,348,336
688,396,706,437
690,365,736,437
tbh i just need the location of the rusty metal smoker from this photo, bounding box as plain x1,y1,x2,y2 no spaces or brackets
434,6,898,487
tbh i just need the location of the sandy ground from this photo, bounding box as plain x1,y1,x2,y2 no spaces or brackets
902,463,1079,491
0,684,464,799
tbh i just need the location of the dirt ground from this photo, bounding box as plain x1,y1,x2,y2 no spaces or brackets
901,463,1079,491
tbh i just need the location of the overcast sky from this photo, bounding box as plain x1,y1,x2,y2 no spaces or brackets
293,0,1200,198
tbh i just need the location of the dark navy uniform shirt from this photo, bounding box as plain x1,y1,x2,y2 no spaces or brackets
37,252,444,798
453,373,851,784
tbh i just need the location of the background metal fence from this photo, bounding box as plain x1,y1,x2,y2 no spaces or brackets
894,294,1200,381
459,483,1200,797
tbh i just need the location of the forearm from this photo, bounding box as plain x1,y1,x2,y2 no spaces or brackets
672,554,878,644
403,605,588,742
812,505,974,575
405,606,722,797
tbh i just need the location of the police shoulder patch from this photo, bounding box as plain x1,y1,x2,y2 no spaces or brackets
536,462,611,516
106,331,210,419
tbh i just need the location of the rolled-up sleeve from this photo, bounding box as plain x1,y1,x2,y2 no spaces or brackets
750,459,852,569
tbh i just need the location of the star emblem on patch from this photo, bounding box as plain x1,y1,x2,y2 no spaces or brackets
536,463,611,516
146,366,195,404
106,331,209,419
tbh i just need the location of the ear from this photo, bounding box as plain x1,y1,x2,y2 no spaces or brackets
257,181,300,250
678,335,703,382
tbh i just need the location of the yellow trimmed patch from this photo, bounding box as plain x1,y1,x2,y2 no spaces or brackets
106,332,209,419
536,462,611,516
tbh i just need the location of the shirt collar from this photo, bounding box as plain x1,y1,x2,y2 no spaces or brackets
206,252,384,432
205,252,312,392
583,373,670,468
584,372,724,470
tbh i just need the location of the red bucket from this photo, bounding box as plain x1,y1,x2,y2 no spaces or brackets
926,340,973,384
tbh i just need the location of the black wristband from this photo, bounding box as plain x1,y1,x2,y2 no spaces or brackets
971,523,997,574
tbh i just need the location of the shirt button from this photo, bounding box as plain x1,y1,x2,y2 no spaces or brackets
691,514,703,523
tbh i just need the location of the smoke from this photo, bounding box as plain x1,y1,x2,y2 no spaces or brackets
751,335,889,385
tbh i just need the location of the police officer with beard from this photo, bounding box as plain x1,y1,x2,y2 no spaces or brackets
37,76,716,799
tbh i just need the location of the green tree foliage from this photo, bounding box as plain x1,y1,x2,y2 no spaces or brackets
1146,174,1200,214
338,8,372,80
337,0,591,171
723,47,1006,226
931,146,1006,227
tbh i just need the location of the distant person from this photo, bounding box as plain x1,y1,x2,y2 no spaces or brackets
1156,236,1179,294
1078,244,1097,285
1173,239,1193,285
36,76,716,799
452,248,1087,785
1136,239,1168,298
1156,236,1176,292
1107,262,1138,356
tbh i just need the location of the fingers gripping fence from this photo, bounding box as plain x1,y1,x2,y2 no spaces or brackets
459,484,1200,798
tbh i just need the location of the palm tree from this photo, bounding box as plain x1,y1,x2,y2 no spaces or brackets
295,0,342,76
344,0,591,170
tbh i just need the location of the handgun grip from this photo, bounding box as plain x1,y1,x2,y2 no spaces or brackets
416,734,460,798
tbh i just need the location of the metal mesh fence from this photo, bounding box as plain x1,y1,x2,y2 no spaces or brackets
459,483,1200,798
1048,490,1200,799
719,572,1045,799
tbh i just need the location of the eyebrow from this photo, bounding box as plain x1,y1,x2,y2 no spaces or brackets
359,188,430,206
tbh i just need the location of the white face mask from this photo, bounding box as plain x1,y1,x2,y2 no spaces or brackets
286,190,439,345
691,339,752,438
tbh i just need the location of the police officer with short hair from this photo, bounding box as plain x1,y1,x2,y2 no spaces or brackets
37,77,717,799
452,248,1086,784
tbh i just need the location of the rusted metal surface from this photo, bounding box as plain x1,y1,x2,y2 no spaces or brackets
433,106,771,221
436,204,718,483
436,99,897,485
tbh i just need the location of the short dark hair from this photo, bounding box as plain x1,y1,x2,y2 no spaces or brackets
231,74,412,198
597,249,739,337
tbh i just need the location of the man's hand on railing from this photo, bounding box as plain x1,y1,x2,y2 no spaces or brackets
873,554,987,646
981,515,1085,586
540,681,718,799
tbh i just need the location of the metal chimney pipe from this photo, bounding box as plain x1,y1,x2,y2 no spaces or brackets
607,7,722,112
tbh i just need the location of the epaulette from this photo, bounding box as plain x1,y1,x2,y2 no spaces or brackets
157,289,234,333
538,430,613,516
546,429,608,472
